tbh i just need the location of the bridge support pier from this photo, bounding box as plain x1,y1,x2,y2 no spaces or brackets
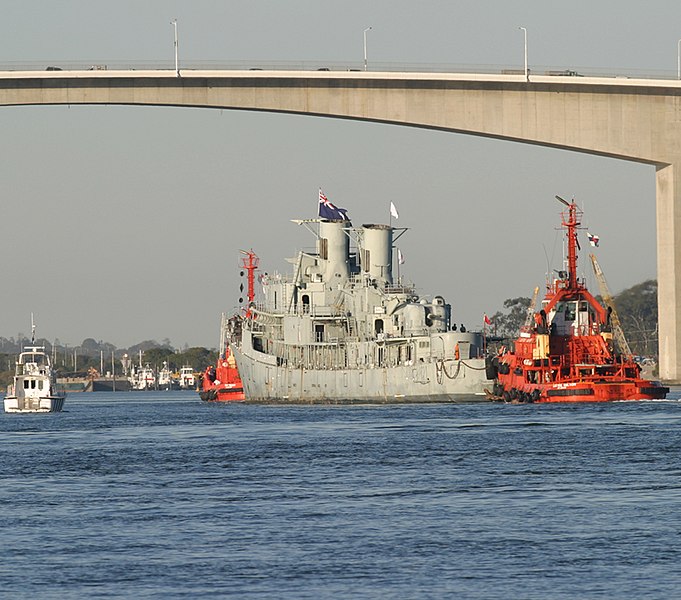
656,162,681,381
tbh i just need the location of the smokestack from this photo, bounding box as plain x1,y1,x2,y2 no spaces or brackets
360,224,393,285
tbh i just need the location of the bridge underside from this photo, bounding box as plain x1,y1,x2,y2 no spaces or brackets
1,70,680,379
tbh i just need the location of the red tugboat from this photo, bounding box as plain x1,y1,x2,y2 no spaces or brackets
491,196,668,403
199,250,259,402
199,344,245,402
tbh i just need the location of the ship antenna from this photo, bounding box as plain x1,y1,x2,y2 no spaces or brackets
30,313,36,344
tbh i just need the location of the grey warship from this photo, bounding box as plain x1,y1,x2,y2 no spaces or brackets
230,204,493,403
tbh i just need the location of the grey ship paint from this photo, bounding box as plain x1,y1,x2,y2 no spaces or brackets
230,218,493,402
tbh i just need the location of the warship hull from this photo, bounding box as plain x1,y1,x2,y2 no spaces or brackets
233,333,492,403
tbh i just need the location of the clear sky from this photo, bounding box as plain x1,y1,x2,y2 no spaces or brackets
0,1,678,348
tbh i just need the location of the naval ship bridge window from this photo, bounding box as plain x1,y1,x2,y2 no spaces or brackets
315,324,324,343
38,380,44,390
375,319,384,335
302,295,310,313
24,380,30,389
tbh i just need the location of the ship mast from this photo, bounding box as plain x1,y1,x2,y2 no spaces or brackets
240,249,260,315
556,195,580,290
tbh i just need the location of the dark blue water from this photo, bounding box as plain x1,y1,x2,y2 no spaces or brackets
2,391,681,599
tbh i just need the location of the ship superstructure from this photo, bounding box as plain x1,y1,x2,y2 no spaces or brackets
231,217,493,402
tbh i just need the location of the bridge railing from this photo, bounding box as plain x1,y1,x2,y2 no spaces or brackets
0,60,679,81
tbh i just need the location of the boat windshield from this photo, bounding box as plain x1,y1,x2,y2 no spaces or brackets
21,352,48,365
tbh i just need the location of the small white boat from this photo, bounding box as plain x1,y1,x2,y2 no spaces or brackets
131,364,156,390
179,365,195,390
157,361,173,391
4,345,66,413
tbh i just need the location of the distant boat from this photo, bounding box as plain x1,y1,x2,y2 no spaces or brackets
157,361,174,391
128,350,157,390
131,364,156,390
178,365,196,390
4,344,66,413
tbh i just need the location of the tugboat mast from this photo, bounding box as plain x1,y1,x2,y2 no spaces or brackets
556,195,581,290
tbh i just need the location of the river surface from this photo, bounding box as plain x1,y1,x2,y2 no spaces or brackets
2,391,681,599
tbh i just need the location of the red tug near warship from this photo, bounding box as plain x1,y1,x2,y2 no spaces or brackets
489,195,668,403
198,250,258,402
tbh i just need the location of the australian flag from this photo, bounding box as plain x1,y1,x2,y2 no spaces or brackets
319,189,351,221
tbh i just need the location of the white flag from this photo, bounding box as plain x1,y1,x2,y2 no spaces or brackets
587,232,600,247
390,201,399,219
397,248,405,264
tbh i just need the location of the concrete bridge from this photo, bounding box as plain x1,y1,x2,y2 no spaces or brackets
1,68,680,379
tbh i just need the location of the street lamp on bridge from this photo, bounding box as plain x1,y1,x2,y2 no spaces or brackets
171,19,179,77
518,26,528,82
364,26,372,71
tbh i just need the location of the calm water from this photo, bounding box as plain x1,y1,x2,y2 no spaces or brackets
2,391,681,599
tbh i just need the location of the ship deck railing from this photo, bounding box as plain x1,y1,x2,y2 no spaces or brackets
252,334,453,370
253,302,349,319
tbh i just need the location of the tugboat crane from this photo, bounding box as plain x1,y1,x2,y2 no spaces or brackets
522,286,540,332
589,253,633,357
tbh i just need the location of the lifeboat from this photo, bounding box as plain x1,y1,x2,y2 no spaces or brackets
490,196,668,403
